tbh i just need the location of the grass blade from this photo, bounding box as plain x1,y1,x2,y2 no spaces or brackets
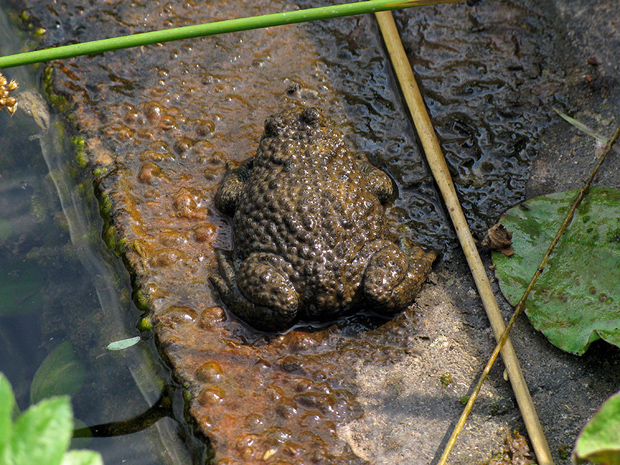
0,0,464,69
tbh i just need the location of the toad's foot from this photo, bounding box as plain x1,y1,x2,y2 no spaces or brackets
363,237,436,314
209,250,299,331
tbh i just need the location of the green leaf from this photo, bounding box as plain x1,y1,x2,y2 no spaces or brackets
106,335,141,351
10,396,73,465
573,391,620,465
0,258,46,317
0,377,102,465
30,341,87,405
493,187,620,355
553,109,609,144
60,450,104,465
0,374,15,459
0,219,11,243
70,418,93,450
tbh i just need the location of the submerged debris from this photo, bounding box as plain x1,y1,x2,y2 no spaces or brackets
482,224,514,256
488,430,534,465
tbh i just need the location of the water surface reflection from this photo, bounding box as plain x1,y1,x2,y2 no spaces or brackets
0,5,198,464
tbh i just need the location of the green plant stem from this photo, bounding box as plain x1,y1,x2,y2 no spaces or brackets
0,0,464,69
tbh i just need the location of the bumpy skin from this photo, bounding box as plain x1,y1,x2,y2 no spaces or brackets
210,108,436,331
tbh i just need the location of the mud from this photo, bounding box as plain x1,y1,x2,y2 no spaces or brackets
3,0,620,463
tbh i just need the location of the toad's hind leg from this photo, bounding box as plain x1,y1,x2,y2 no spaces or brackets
209,251,299,331
363,238,436,314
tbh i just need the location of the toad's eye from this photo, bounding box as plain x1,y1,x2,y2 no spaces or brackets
300,108,322,126
265,115,284,137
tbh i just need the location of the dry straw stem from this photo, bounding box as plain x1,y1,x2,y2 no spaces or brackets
449,122,620,465
374,10,555,465
440,121,620,463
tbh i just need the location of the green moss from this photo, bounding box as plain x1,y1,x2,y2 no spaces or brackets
103,225,117,252
75,181,94,201
75,151,87,168
42,66,71,113
117,237,127,253
72,136,87,169
134,289,149,312
99,192,112,217
92,167,106,176
102,224,127,257
137,317,153,332
49,93,71,113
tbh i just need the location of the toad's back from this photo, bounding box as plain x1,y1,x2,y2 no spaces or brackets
211,107,435,330
233,119,386,313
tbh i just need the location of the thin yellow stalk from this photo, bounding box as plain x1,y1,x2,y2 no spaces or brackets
374,10,554,465
445,123,620,464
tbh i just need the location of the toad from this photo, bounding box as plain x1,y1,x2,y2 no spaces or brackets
210,108,436,331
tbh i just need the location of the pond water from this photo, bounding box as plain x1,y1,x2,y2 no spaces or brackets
0,6,200,464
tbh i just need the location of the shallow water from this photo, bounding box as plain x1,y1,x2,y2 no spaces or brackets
0,6,197,464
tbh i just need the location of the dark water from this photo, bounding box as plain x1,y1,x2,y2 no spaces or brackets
0,6,196,464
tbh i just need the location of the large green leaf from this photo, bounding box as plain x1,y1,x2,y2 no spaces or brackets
493,187,620,355
30,341,87,405
60,450,104,465
9,396,73,465
0,376,103,465
0,258,46,317
0,219,11,243
70,417,93,450
573,391,620,465
0,374,15,459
